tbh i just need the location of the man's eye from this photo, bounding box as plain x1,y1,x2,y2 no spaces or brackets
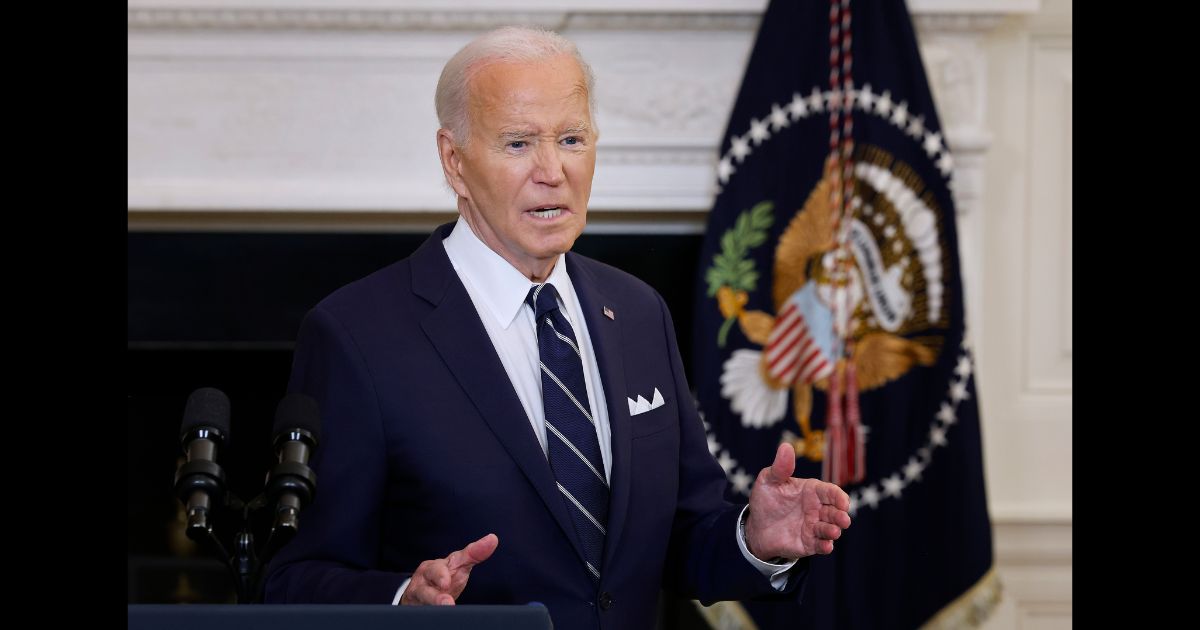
508,141,527,149
562,136,581,146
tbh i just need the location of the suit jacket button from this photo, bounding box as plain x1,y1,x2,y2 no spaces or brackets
598,592,613,610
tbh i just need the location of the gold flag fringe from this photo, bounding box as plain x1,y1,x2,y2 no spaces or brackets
919,567,1003,630
688,566,1002,630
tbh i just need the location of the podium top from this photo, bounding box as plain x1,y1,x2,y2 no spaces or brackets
128,604,554,630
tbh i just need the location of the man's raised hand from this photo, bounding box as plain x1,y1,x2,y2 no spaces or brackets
744,444,851,560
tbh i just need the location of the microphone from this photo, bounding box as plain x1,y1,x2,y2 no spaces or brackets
265,393,320,538
173,387,231,541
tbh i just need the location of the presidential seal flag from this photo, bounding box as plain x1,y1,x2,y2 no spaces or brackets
691,0,999,628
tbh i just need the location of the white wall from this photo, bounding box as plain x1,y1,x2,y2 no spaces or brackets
976,1,1072,628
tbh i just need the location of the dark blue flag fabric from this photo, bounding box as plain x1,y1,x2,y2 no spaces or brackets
691,1,999,628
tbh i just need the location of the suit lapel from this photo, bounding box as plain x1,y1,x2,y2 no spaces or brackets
566,255,633,573
411,224,585,566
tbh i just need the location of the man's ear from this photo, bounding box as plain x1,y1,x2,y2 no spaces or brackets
437,129,469,198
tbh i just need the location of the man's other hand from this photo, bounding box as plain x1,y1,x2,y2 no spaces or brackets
399,533,499,605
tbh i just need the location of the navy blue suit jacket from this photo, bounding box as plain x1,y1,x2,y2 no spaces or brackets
263,223,806,629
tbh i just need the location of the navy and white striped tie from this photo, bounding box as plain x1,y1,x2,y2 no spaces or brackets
526,282,608,584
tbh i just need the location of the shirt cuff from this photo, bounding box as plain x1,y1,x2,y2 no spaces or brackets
736,504,798,590
392,578,412,605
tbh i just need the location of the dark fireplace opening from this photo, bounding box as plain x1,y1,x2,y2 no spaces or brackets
128,229,703,605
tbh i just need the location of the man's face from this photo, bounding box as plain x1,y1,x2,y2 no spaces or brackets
440,54,596,280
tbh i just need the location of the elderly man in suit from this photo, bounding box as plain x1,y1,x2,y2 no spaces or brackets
263,25,850,630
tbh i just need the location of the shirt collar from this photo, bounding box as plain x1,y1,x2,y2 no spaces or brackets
442,216,576,329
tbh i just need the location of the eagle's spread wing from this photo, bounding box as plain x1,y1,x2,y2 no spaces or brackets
772,175,839,311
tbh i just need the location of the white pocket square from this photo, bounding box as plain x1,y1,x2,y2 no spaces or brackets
628,388,665,416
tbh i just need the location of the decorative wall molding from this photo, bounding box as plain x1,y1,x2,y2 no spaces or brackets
127,9,769,32
992,519,1071,565
599,144,714,166
1024,33,1072,396
597,74,730,136
914,14,1008,33
127,0,1036,32
127,9,571,32
565,13,760,31
982,518,1071,630
126,9,1016,35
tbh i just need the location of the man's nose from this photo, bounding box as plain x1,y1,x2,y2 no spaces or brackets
531,142,566,186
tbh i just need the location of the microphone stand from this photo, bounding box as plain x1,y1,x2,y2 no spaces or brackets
227,494,259,604
184,484,310,602
238,492,298,605
177,483,273,603
226,493,294,603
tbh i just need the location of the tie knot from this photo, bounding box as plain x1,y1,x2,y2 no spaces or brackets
525,283,561,320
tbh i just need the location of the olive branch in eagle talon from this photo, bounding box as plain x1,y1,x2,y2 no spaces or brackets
705,201,774,347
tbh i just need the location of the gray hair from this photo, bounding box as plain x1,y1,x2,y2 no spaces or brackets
435,25,596,147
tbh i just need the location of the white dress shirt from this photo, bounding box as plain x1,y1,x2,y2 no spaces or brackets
393,217,792,604
443,216,613,480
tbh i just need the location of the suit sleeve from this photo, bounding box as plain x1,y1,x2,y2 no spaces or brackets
262,305,410,603
654,291,810,604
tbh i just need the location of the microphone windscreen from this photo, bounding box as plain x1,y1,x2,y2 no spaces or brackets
273,392,321,443
180,387,231,437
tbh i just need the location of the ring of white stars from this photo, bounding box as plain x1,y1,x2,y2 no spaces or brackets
707,83,960,513
703,339,977,516
715,84,955,195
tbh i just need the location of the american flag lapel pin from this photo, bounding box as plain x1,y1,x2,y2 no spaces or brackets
603,306,615,320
